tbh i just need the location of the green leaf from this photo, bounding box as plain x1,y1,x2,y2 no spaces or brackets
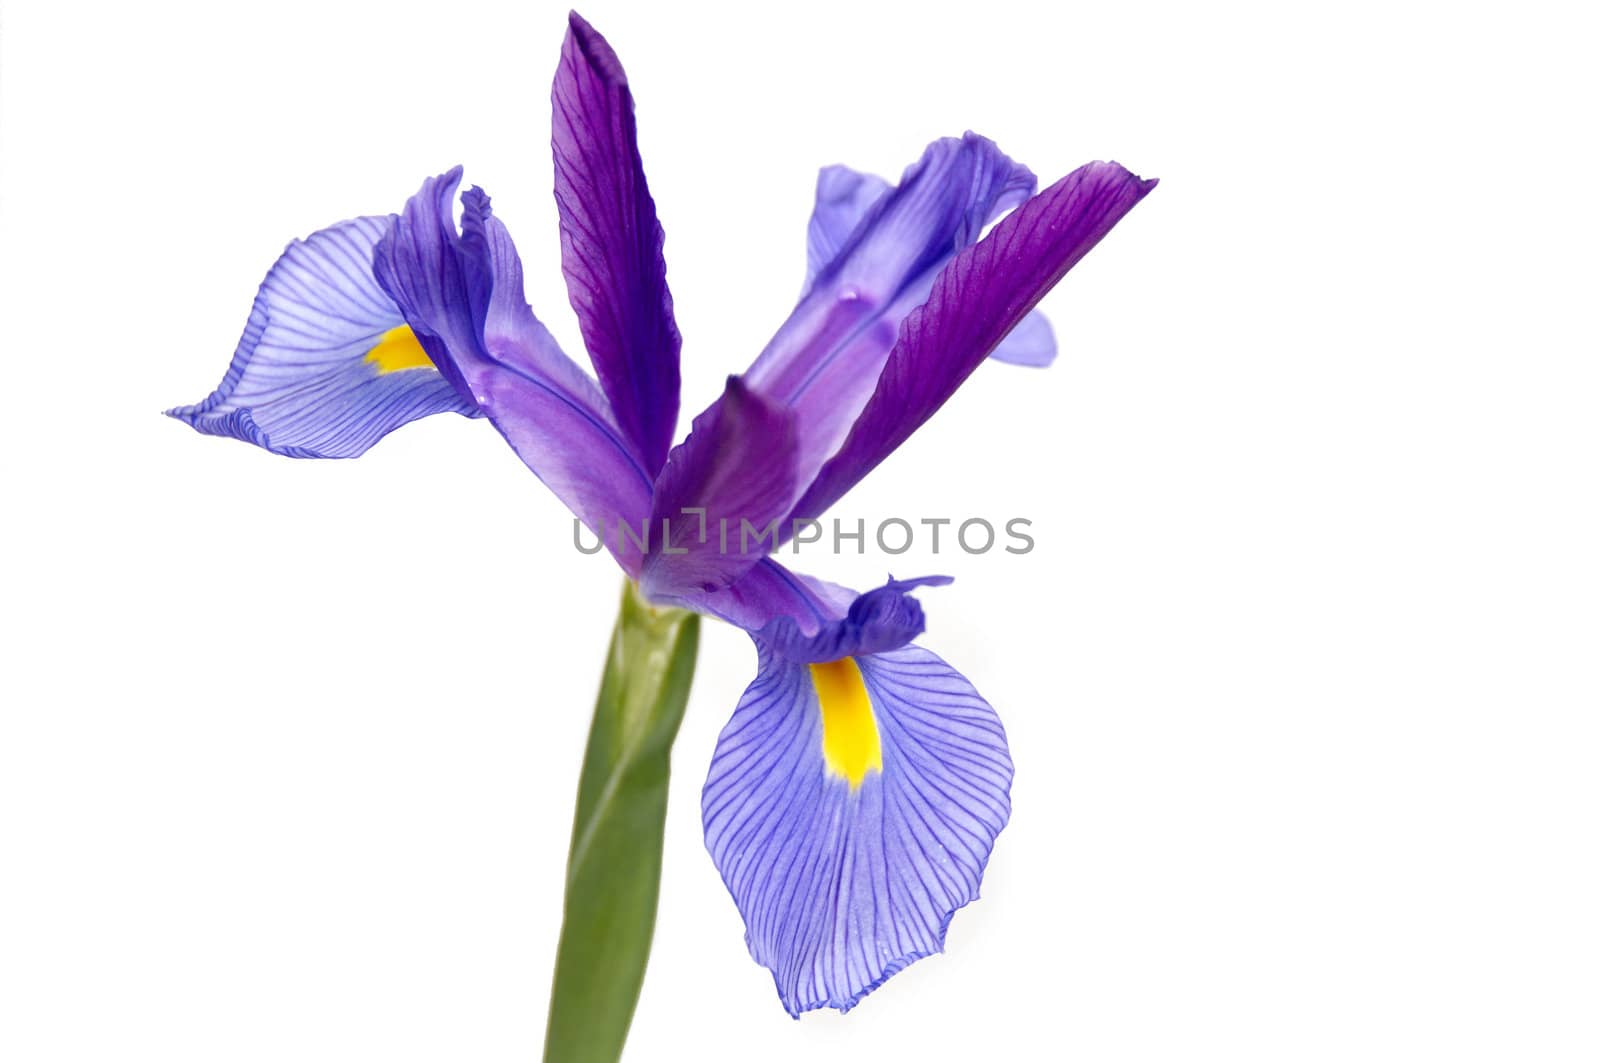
543,580,700,1063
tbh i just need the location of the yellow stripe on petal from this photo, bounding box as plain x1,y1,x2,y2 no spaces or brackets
364,325,433,374
809,657,882,789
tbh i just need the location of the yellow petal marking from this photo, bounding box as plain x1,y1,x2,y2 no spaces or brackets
364,325,433,374
809,657,883,790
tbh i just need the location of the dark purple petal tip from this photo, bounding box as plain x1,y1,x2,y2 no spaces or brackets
566,11,627,84
554,9,682,477
787,159,1157,525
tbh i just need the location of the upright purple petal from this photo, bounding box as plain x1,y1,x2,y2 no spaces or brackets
741,135,1036,481
640,378,801,599
373,169,655,574
789,161,1157,526
553,11,681,476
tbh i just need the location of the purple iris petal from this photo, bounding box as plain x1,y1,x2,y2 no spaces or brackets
802,162,1058,369
741,134,1037,481
985,309,1058,367
165,216,479,458
754,575,952,663
553,11,682,477
790,160,1158,526
702,644,1012,1016
802,165,892,294
652,558,845,633
373,168,655,574
640,378,800,599
654,557,947,661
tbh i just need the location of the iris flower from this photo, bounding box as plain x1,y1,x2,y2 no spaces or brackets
168,12,1154,1017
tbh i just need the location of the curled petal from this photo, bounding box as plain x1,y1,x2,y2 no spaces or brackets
753,575,951,663
373,169,655,574
656,558,948,665
703,643,1012,1015
554,12,681,475
802,162,1057,369
742,134,1037,481
790,161,1157,526
802,164,891,293
166,216,478,457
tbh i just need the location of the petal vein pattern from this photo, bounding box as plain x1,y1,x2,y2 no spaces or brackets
373,169,655,573
553,11,683,475
789,160,1157,525
165,216,478,457
703,644,1012,1015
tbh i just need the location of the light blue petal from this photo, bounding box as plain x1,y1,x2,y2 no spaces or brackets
702,643,1012,1015
988,309,1058,367
167,216,479,457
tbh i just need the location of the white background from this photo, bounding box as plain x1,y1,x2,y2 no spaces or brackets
2,0,1596,1059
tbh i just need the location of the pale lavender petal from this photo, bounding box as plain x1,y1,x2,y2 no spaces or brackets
165,216,478,458
373,169,654,575
702,643,1012,1015
789,161,1157,525
988,310,1057,367
803,165,892,293
553,12,681,476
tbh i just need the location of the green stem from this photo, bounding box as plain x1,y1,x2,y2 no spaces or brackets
542,581,700,1063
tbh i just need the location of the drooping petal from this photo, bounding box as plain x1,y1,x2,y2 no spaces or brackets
801,162,1057,369
640,378,800,599
742,134,1037,479
790,161,1158,525
166,216,479,458
553,11,681,476
702,643,1012,1015
373,169,655,574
